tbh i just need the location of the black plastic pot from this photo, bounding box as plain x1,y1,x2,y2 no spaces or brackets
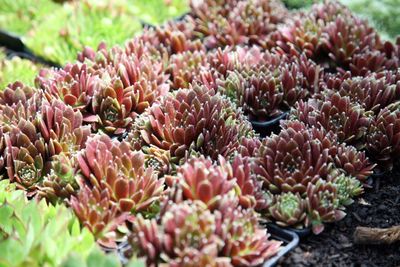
263,224,299,267
250,111,289,138
0,29,61,68
267,222,311,239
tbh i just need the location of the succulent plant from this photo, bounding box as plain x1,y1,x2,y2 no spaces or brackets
272,1,382,73
221,53,322,122
0,81,37,106
131,199,281,266
305,180,346,234
190,0,287,49
224,155,268,211
129,85,253,171
165,156,236,210
218,200,282,266
4,120,46,194
77,134,165,214
255,121,334,195
36,63,99,113
324,72,400,113
138,18,205,58
290,93,373,148
366,102,400,169
0,180,100,267
69,184,130,248
167,50,208,90
332,144,375,183
268,192,307,228
330,172,363,206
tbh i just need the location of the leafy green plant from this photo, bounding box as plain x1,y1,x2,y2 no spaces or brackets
0,180,144,267
0,51,41,90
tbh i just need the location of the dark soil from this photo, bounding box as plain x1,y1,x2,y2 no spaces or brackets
279,168,400,267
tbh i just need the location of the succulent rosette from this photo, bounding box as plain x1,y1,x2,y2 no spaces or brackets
190,0,287,49
131,199,281,266
223,155,267,211
138,18,205,58
255,121,335,195
290,93,373,148
70,184,130,248
324,72,400,113
272,1,382,73
0,93,87,196
0,81,36,106
39,126,91,202
221,53,322,122
167,50,208,90
268,192,307,229
165,156,236,210
330,172,363,206
366,102,400,169
36,63,100,113
129,85,253,171
305,181,346,234
4,122,46,194
77,134,165,214
218,199,282,266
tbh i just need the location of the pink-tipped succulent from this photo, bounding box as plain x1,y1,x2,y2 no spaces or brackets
190,0,287,49
129,85,253,170
0,81,37,106
77,134,165,214
305,181,346,234
218,201,282,266
36,64,99,113
223,155,268,211
290,93,373,148
167,50,208,90
325,70,400,113
366,102,400,170
165,156,236,210
255,121,334,195
70,185,130,248
131,199,281,266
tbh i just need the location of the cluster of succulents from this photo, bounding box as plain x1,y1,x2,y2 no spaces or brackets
1,0,400,266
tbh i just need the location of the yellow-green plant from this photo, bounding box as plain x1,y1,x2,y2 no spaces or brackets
0,180,144,267
0,51,40,90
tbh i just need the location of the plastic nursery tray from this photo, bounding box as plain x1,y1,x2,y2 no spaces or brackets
0,29,61,68
263,223,299,267
250,111,289,138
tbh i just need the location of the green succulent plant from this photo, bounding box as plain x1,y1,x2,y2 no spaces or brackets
0,51,41,90
0,180,144,267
